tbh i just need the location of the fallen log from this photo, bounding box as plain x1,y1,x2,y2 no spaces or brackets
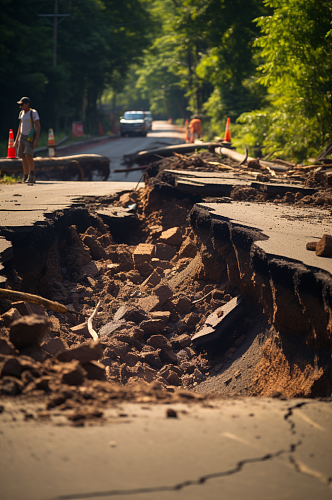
0,154,110,181
218,148,289,172
123,142,234,167
0,288,71,314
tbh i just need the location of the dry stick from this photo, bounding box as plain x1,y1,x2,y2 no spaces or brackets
238,147,248,166
192,289,214,305
0,288,70,314
135,169,146,190
87,300,101,341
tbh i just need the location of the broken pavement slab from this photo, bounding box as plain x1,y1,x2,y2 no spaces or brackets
164,169,316,197
198,201,332,274
192,296,244,346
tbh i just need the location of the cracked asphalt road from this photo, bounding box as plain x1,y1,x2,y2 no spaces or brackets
1,398,331,500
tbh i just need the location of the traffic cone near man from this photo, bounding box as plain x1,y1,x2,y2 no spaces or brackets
6,129,16,158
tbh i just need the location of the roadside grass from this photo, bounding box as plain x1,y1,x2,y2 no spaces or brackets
0,174,21,184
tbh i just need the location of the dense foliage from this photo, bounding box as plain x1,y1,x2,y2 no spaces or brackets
0,0,153,136
1,0,331,160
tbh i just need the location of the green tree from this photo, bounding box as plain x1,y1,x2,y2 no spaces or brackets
0,0,153,138
253,0,332,159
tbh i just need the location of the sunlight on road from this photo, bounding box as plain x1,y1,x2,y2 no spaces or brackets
78,121,185,182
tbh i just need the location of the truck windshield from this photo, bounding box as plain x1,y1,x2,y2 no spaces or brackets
124,112,144,120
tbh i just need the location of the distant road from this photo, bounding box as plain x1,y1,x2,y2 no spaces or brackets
73,120,186,182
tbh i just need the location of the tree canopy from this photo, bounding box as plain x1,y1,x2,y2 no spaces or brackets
1,0,331,160
0,0,153,136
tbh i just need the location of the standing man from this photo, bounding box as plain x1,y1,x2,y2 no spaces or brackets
189,115,201,143
14,97,40,183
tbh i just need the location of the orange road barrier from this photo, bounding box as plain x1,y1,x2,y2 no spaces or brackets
6,129,16,158
224,117,231,142
99,122,104,136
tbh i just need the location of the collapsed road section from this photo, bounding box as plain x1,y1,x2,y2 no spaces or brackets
0,148,331,409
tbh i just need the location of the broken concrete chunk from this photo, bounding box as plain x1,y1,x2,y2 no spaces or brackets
139,350,163,369
153,283,173,305
315,234,332,257
159,227,183,247
41,337,66,356
170,334,191,349
154,243,177,261
147,335,172,349
139,319,165,336
173,296,191,315
1,308,22,327
138,295,160,313
192,296,244,346
57,339,103,363
129,327,145,341
133,243,155,265
9,315,49,350
306,241,317,251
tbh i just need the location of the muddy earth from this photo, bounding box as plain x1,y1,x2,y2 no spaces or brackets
0,150,331,423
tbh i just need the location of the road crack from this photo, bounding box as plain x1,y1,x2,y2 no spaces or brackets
48,445,295,499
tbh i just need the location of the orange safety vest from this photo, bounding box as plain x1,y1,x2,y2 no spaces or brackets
189,118,201,134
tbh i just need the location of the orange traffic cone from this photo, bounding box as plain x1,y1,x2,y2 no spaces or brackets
224,117,231,142
6,129,16,158
48,128,56,146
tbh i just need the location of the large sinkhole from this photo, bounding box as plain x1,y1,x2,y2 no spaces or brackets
0,186,331,402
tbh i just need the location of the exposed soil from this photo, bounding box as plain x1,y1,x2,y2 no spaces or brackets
0,150,331,416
